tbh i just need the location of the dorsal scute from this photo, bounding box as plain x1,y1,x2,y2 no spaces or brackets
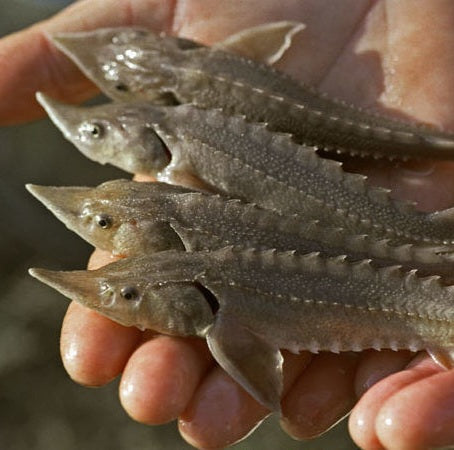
237,201,272,226
402,268,428,292
269,129,301,148
367,186,392,205
349,258,375,279
272,212,306,235
297,251,324,273
393,130,419,144
341,171,368,195
222,196,252,210
325,255,350,277
419,274,443,292
393,197,419,215
372,126,392,140
318,226,347,245
405,243,453,264
390,242,413,261
292,145,320,170
201,106,229,129
312,155,345,183
377,265,404,284
361,236,390,258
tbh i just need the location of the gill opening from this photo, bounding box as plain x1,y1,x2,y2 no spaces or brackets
194,281,220,314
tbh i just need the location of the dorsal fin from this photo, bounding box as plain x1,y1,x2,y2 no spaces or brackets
214,21,305,65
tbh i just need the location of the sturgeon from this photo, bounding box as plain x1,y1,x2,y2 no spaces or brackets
26,179,454,283
50,25,454,160
36,94,454,245
29,246,454,411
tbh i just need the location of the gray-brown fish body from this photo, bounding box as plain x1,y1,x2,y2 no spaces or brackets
50,26,454,160
26,179,454,283
28,179,323,256
36,95,454,246
29,246,454,411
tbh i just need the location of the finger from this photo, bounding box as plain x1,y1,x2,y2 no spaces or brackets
280,352,359,439
321,0,454,127
0,0,175,124
133,174,155,182
86,248,120,270
320,1,454,214
175,0,373,85
178,351,312,449
1,0,387,126
349,355,442,450
119,335,213,425
354,349,414,397
61,301,142,386
60,248,141,385
376,368,454,450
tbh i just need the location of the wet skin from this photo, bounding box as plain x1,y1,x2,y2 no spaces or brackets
3,0,454,449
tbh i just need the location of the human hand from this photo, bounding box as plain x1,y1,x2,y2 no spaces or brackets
3,0,454,448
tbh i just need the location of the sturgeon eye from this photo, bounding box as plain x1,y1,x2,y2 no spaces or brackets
95,214,112,229
115,82,129,92
89,123,103,138
80,121,104,139
121,286,139,301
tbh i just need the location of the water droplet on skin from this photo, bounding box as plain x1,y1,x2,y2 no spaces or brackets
124,48,141,59
121,380,135,397
65,341,79,362
356,417,365,428
384,417,393,427
102,62,119,81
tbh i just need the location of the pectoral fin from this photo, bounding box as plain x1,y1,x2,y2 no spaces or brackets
170,222,224,252
157,165,216,193
215,21,305,65
206,313,283,412
169,223,202,252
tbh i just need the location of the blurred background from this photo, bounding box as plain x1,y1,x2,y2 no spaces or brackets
0,1,358,448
